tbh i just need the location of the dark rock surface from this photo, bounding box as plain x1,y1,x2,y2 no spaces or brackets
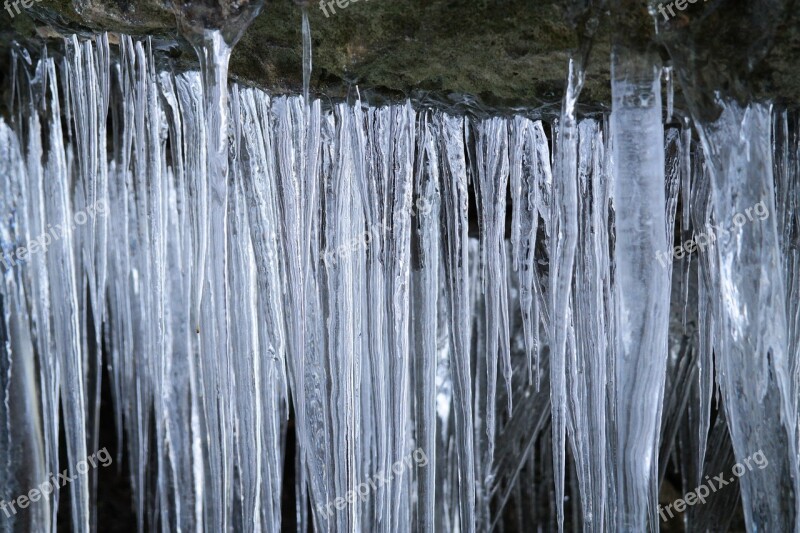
0,0,798,110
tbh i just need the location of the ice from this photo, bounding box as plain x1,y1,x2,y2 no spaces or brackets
693,101,799,530
664,65,674,123
568,118,611,532
302,8,312,105
4,27,800,533
474,117,512,472
45,55,92,533
509,117,550,387
411,111,441,532
438,112,477,533
0,111,51,533
550,55,584,532
610,47,669,531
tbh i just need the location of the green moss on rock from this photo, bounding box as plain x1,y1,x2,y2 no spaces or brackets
0,0,798,111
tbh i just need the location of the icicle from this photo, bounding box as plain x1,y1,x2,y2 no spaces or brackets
227,89,264,530
663,65,674,123
685,149,716,493
773,111,800,474
46,58,92,532
550,55,584,531
64,38,111,469
0,117,50,533
122,37,164,531
438,112,477,533
695,101,798,530
302,8,312,105
236,88,290,533
610,45,670,530
567,118,611,533
272,95,327,532
509,117,550,387
183,24,238,532
474,117,512,476
681,125,692,235
386,102,415,533
16,54,59,533
411,111,441,533
680,125,693,329
665,128,681,250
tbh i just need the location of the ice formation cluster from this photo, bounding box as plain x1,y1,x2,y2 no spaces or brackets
1,30,799,533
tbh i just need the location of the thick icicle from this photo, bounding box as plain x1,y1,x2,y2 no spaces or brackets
610,46,669,530
696,102,799,530
0,117,50,533
12,53,59,533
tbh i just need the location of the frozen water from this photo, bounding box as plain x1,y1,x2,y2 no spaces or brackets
3,30,800,533
609,48,670,531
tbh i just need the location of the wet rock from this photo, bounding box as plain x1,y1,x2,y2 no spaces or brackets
0,0,798,110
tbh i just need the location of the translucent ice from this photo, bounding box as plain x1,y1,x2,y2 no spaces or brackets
4,30,800,533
